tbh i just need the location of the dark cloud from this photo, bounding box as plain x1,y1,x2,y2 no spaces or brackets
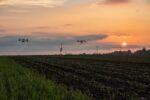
98,0,130,5
0,34,108,53
74,34,108,42
30,33,108,45
30,32,108,41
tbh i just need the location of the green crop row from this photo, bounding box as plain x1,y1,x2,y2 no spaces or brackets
0,57,90,100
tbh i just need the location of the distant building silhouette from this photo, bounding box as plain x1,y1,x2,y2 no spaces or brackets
105,48,150,56
108,50,132,55
134,48,150,56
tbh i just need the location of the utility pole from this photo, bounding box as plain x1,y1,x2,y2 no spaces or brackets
60,43,63,55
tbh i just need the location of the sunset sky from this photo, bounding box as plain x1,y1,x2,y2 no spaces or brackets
0,0,150,55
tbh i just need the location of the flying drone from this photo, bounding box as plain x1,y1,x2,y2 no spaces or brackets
18,38,29,43
77,40,87,44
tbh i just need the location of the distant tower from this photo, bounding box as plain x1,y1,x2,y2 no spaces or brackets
60,43,63,55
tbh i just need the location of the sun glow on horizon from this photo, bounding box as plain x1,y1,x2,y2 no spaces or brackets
122,42,127,47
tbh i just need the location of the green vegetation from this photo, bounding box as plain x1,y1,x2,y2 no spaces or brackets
13,55,150,100
0,57,89,100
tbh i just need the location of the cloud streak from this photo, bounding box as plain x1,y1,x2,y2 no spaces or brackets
0,0,68,7
0,33,108,47
74,34,108,42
